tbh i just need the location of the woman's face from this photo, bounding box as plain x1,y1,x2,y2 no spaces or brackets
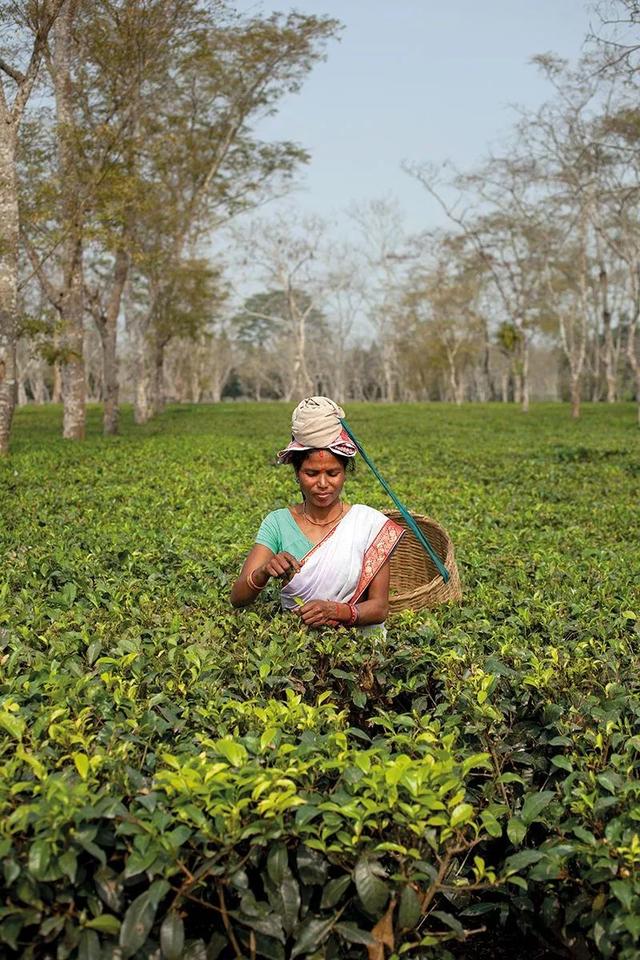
296,450,346,508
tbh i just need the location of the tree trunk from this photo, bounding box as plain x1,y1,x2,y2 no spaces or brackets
521,337,530,413
134,359,152,424
603,316,616,403
599,262,616,404
333,338,346,404
96,315,119,434
446,348,462,405
570,373,581,420
16,350,29,405
479,317,493,401
0,126,18,455
590,327,602,402
32,365,49,404
59,250,85,439
102,317,118,434
291,344,311,400
93,247,129,435
513,365,522,405
627,314,640,427
52,358,63,402
558,303,587,422
152,337,166,415
0,1,63,452
191,369,202,403
381,343,396,402
132,321,152,424
52,4,86,440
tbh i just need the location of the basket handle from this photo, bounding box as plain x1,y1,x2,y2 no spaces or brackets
340,418,450,583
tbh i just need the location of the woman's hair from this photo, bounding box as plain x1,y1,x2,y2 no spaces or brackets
290,448,355,474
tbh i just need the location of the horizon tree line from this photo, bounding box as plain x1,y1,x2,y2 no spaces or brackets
3,0,640,456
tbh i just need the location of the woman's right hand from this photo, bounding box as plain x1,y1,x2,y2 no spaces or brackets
261,552,301,583
232,545,299,608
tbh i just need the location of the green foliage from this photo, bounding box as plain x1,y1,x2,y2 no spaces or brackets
232,289,328,347
0,402,638,957
155,257,228,345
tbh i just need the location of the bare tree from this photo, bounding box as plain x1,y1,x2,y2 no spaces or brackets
164,323,235,404
319,244,364,401
594,0,640,74
232,214,327,401
349,198,410,402
405,156,556,412
589,85,640,420
596,181,640,421
404,232,487,404
520,55,624,417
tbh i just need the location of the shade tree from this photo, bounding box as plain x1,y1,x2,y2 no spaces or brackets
403,232,488,404
123,8,338,422
230,214,331,400
12,0,339,442
0,0,65,454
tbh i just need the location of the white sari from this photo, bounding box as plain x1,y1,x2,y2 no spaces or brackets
280,505,404,626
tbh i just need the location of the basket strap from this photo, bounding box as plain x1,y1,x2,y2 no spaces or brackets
340,418,450,583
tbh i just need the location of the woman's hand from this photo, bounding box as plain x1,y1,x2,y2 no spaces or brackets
297,600,341,627
231,545,297,608
262,551,301,583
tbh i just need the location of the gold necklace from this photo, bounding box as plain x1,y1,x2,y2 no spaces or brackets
302,501,344,527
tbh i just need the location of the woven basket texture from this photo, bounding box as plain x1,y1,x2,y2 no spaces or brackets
386,510,462,612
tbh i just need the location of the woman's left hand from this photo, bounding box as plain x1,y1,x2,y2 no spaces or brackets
297,600,340,627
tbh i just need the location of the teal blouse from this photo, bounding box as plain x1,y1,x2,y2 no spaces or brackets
255,509,313,560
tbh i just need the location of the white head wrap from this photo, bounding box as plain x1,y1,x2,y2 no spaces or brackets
291,396,345,447
277,396,357,463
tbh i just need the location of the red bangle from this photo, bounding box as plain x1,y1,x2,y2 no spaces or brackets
347,602,358,625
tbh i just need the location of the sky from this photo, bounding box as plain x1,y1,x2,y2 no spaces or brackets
233,0,599,236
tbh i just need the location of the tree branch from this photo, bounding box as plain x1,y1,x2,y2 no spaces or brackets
10,0,67,125
0,57,26,85
21,232,62,310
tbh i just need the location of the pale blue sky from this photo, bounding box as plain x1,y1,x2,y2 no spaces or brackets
237,0,597,234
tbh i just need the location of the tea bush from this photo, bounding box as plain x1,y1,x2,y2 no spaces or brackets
0,402,638,959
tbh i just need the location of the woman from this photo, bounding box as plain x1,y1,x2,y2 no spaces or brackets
231,397,404,630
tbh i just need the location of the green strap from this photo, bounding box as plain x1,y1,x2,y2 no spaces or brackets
340,418,450,583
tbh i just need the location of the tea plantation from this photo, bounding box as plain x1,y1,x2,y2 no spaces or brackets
1,402,639,960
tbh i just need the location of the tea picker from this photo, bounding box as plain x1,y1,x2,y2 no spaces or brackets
338,414,462,612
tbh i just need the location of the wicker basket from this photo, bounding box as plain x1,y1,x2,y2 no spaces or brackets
386,511,462,612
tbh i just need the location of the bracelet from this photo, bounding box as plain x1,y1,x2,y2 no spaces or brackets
347,602,359,626
247,568,267,592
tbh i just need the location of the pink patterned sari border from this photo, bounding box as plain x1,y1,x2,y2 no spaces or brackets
348,519,405,603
